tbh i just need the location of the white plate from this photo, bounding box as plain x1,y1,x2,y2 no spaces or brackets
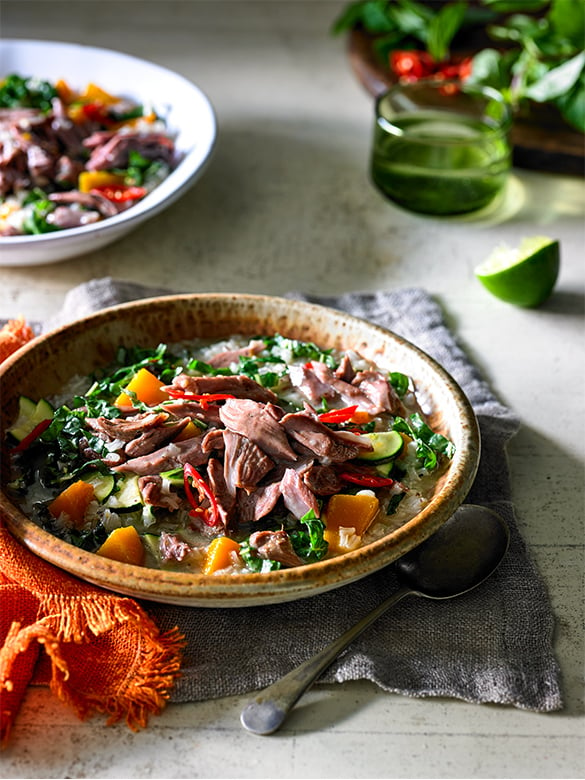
0,39,216,266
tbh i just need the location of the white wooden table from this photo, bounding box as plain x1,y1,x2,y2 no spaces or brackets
1,2,584,777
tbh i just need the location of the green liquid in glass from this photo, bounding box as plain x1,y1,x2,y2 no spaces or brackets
371,110,511,216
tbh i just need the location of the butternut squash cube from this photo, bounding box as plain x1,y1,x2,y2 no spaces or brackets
114,368,169,407
97,526,145,566
48,480,95,529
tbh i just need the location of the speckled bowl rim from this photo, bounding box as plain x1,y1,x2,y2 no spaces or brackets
0,293,480,606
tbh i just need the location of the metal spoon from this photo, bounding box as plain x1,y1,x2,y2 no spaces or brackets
240,504,510,736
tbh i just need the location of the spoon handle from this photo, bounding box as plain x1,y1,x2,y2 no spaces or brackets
240,585,414,735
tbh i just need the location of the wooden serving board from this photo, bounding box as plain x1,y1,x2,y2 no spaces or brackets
348,28,584,177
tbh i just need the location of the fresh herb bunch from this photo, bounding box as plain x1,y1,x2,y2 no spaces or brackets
333,0,585,132
0,74,58,112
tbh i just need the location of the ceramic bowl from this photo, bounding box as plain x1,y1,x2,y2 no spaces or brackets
0,294,481,606
0,39,216,266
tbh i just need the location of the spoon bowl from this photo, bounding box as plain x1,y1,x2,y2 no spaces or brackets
241,504,510,735
396,503,510,598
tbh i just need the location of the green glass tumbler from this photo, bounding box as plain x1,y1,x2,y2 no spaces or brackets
370,79,512,216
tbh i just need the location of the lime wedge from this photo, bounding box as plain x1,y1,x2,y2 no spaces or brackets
475,236,560,307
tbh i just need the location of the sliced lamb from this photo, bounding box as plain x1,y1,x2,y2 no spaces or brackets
236,482,282,524
279,467,320,519
219,398,298,462
248,529,305,568
78,436,124,467
114,436,210,475
161,399,222,428
302,463,344,496
335,353,356,383
26,144,55,185
54,155,85,188
287,363,336,405
165,373,279,405
206,457,236,530
124,418,190,458
206,339,266,368
223,430,274,493
84,131,175,171
48,190,122,218
309,361,385,414
280,412,371,464
201,428,225,453
159,531,192,562
352,369,406,416
45,206,101,230
85,412,171,442
138,475,183,510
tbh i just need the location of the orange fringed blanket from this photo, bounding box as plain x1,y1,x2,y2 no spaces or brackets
0,317,35,363
0,521,185,748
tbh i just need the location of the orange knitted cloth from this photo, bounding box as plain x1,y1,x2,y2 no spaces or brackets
0,521,185,748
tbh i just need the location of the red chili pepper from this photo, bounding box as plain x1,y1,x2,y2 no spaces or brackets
390,50,435,81
82,102,110,123
390,50,473,88
10,418,52,453
165,389,235,409
318,405,358,424
339,472,395,488
91,185,148,203
183,463,220,527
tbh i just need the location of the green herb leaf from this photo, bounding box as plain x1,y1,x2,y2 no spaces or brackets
0,73,57,112
549,0,585,49
389,371,409,397
392,413,455,471
524,51,585,102
289,509,328,562
555,71,585,132
238,540,282,572
427,1,467,62
481,0,548,12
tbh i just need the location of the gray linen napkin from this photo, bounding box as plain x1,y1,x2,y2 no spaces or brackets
42,278,563,712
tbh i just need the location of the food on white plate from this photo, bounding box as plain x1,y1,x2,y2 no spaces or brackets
0,74,178,236
5,334,455,574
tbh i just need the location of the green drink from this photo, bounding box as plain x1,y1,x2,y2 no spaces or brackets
371,82,512,216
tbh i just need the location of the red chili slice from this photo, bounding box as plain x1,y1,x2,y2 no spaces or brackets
165,389,235,409
91,185,148,203
318,405,359,424
10,418,52,453
339,472,395,488
183,463,220,526
82,102,110,123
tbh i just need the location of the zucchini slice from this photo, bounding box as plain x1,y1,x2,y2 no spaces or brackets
357,430,404,462
79,472,116,502
105,474,143,512
7,396,53,441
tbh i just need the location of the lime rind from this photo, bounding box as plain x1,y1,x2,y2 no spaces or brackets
475,236,560,307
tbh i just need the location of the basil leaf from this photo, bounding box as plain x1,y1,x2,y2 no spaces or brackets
427,1,467,62
481,0,548,11
389,0,433,39
331,0,395,35
555,73,585,132
389,371,409,397
392,413,455,471
238,541,282,572
468,47,509,90
290,510,328,563
524,51,585,102
549,0,585,47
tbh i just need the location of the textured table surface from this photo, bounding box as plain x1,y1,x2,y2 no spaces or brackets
1,2,584,778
